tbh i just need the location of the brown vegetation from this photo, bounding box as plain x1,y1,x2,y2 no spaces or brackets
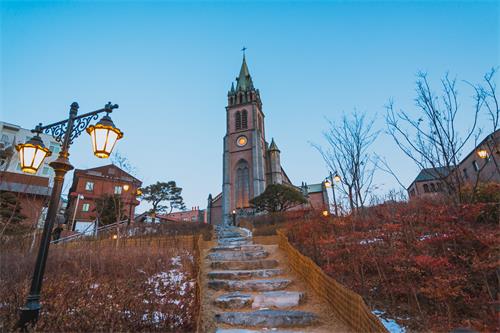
0,235,200,332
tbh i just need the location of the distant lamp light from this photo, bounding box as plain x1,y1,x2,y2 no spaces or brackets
15,135,52,174
136,188,143,196
477,148,489,159
123,184,130,192
324,178,332,188
333,174,341,182
112,234,118,240
86,114,123,158
322,210,329,217
232,210,236,215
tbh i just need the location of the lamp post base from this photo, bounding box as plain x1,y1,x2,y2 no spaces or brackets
18,297,41,330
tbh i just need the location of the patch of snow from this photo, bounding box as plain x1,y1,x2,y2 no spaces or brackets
373,310,405,333
360,238,383,245
171,256,182,266
90,283,99,289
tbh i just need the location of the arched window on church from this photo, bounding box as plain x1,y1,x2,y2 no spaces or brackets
242,109,248,129
235,160,250,208
235,111,241,130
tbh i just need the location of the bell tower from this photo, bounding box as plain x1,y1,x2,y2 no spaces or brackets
222,55,267,224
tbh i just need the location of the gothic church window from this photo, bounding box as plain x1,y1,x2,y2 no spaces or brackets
242,110,248,129
235,112,242,130
235,160,250,208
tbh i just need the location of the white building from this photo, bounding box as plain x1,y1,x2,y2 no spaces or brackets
0,121,60,186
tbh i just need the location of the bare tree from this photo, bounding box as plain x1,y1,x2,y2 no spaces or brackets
313,110,379,213
386,72,481,201
475,68,499,132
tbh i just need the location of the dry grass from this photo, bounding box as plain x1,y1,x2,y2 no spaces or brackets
0,236,199,332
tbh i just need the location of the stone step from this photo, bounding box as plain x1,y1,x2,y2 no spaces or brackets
211,259,279,270
210,245,264,252
214,290,304,309
218,236,249,243
208,268,283,280
215,309,318,327
218,232,242,238
252,291,304,309
207,250,269,261
208,278,291,292
218,239,253,246
214,292,253,309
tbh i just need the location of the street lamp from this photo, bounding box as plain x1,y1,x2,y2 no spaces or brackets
325,171,341,217
123,184,130,192
231,210,237,226
16,134,52,174
476,148,489,159
17,101,122,329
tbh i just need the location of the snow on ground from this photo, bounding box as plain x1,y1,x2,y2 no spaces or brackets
373,310,406,333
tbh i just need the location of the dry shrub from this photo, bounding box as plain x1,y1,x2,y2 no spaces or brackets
285,198,499,332
0,237,198,332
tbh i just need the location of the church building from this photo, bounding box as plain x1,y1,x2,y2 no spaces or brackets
207,56,329,225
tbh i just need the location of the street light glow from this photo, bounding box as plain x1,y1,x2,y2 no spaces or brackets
123,184,130,191
16,135,52,174
86,114,123,158
476,148,489,159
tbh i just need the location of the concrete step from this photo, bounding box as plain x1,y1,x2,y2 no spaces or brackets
211,259,279,270
208,278,291,292
215,309,318,327
252,291,304,309
214,292,253,309
218,232,242,238
207,250,269,261
210,245,264,252
208,268,283,280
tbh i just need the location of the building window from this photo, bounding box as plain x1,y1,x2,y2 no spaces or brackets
241,109,248,129
82,203,90,212
423,184,429,193
235,159,250,208
437,183,443,191
85,181,94,191
49,144,60,154
430,183,436,192
463,168,468,179
1,134,9,145
235,111,242,130
472,160,479,172
42,167,50,175
114,186,122,195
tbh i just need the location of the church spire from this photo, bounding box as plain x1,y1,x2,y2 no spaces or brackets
236,55,254,91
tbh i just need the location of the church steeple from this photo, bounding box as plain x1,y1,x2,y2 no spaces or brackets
236,55,254,91
228,55,261,107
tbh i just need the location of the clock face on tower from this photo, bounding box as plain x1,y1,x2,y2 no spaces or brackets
236,135,248,147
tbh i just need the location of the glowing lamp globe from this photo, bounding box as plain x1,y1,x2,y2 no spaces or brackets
333,174,341,182
476,148,489,159
15,135,52,174
123,184,130,192
322,210,329,217
324,178,332,188
86,115,123,158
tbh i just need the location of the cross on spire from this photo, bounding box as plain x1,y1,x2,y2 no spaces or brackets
241,46,247,57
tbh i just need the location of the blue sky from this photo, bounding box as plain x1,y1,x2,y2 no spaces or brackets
1,0,498,212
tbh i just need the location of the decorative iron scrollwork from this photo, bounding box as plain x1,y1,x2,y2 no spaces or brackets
43,122,69,143
69,114,99,143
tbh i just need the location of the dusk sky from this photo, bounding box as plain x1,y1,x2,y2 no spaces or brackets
1,1,498,212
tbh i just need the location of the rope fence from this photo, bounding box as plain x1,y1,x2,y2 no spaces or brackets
277,230,387,333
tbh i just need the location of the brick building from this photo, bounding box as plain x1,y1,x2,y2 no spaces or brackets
66,164,142,232
207,56,328,224
0,171,51,229
408,129,500,198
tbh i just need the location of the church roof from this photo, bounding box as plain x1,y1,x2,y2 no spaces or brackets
235,55,254,91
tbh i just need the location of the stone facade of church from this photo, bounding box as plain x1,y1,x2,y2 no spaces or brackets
207,56,329,225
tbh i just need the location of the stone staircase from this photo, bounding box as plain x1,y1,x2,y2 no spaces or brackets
201,225,347,333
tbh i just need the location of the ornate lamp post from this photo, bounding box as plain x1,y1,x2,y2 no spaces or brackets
17,102,122,329
324,171,341,217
